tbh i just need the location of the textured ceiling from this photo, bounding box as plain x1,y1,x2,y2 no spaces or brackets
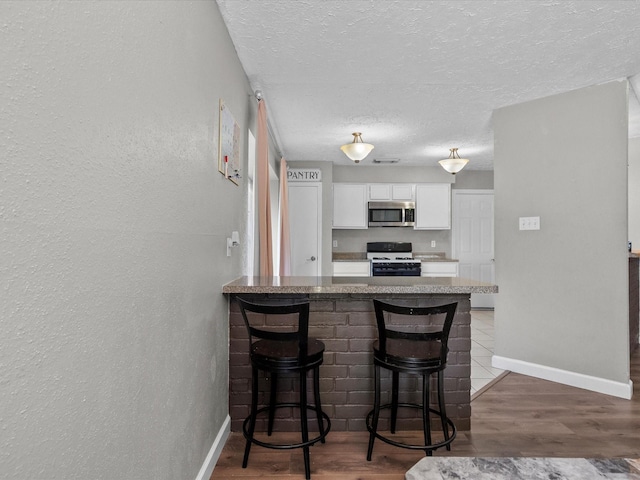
216,0,640,170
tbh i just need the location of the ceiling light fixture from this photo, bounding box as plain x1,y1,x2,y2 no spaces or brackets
340,132,374,163
438,147,469,174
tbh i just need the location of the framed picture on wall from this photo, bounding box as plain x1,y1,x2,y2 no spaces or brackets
218,99,241,185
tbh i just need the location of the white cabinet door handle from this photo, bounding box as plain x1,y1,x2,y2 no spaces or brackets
308,256,316,261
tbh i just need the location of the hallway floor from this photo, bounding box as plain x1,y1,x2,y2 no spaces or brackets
470,309,505,396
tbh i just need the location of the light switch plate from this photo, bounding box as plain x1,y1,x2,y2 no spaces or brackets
519,216,540,230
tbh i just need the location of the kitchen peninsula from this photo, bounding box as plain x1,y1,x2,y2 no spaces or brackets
223,276,498,433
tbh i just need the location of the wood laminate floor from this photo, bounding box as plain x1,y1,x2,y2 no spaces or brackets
211,348,640,480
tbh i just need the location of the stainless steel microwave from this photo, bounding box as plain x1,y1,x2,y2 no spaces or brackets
368,201,415,227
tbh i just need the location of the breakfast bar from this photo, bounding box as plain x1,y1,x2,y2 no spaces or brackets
223,276,498,433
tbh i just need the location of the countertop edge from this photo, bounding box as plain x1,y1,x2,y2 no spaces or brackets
222,276,498,295
223,286,497,294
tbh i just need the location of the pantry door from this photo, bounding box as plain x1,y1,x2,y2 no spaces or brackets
453,190,495,308
288,182,322,276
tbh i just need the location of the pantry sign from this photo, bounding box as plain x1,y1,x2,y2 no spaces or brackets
287,168,321,182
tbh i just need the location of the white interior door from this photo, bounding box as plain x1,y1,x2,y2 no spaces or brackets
453,190,495,308
288,183,322,276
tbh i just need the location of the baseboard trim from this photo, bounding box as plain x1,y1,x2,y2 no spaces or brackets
195,414,231,480
492,355,633,400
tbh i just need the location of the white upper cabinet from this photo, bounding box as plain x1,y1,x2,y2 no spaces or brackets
332,182,449,229
368,184,414,201
368,184,391,200
332,184,368,229
391,184,414,200
414,184,451,230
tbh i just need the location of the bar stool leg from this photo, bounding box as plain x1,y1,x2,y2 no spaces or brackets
313,367,326,443
422,372,432,457
437,370,451,450
267,372,278,436
366,364,381,461
243,366,259,468
390,371,399,434
299,370,311,480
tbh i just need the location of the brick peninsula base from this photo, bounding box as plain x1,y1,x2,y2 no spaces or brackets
224,276,498,433
229,293,471,432
222,277,498,432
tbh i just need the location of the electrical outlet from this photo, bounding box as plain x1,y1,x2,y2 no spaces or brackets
431,240,436,248
332,240,338,248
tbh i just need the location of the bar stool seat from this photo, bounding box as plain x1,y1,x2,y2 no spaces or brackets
236,297,331,480
366,300,458,460
250,338,325,369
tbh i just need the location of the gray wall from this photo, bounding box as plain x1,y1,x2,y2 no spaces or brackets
1,2,250,478
333,228,453,257
452,170,494,190
493,80,630,387
629,136,640,250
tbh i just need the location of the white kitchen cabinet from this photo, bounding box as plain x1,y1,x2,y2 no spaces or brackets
391,184,414,200
368,184,391,200
414,184,451,230
332,261,370,277
421,262,459,277
368,183,413,201
332,184,368,229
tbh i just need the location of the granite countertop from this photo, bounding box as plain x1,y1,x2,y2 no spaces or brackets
413,252,458,262
332,258,370,263
222,276,498,295
332,252,458,262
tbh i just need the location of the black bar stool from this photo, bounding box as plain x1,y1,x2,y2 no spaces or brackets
366,299,457,460
236,297,330,480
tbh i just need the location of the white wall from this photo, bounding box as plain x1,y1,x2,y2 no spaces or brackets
1,2,251,478
493,80,631,397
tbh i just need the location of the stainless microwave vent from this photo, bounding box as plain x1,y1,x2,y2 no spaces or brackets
372,158,400,164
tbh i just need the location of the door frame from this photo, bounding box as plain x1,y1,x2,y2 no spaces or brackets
287,181,322,277
452,189,495,309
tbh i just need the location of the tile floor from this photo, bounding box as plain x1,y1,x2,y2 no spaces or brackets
470,309,505,396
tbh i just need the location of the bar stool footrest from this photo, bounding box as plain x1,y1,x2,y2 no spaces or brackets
243,403,331,450
366,402,456,452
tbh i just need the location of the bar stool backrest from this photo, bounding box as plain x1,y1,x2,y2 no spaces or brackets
236,297,311,359
373,300,457,364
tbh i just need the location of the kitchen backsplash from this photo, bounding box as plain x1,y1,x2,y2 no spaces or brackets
332,228,452,257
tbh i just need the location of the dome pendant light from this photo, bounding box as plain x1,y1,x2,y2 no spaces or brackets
340,132,374,163
438,147,469,174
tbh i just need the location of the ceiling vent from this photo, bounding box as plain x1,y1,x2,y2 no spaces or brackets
372,158,400,164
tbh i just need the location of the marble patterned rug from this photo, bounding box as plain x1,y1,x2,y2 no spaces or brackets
405,457,640,480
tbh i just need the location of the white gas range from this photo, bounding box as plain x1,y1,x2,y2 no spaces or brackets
366,242,422,276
